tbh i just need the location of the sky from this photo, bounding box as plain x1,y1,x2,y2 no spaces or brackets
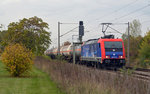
0,0,150,48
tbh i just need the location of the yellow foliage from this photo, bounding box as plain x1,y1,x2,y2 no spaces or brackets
1,43,34,77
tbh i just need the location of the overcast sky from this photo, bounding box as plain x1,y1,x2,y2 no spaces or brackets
0,0,150,48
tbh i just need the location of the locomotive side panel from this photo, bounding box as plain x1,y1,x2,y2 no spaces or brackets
81,39,102,62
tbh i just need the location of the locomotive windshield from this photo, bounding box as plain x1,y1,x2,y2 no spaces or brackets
104,41,122,48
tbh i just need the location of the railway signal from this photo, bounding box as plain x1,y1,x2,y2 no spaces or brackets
73,21,85,64
79,21,84,43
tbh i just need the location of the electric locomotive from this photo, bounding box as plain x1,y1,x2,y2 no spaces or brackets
81,35,126,68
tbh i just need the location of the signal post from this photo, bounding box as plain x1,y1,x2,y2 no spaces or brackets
73,21,84,64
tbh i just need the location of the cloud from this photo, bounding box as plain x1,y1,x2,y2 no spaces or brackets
1,0,21,4
0,0,150,47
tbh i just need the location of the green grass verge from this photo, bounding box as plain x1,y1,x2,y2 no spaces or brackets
0,61,65,94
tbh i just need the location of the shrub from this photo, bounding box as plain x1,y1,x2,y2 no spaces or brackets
1,43,34,77
138,31,150,68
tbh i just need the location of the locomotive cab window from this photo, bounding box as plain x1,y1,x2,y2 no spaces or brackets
104,41,122,48
104,41,123,52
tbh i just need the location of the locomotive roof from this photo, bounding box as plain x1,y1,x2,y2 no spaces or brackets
83,38,123,45
98,38,123,43
84,38,99,45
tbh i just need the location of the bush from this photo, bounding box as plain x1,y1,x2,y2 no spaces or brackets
138,31,150,68
1,43,34,77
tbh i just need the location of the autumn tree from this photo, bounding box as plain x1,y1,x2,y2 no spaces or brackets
122,19,143,66
138,31,150,68
0,16,51,55
63,41,71,46
0,24,6,50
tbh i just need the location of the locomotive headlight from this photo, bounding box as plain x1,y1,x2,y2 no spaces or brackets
106,56,110,58
119,56,123,58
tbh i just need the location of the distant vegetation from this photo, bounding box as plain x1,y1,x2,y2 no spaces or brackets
62,41,71,46
122,19,150,68
138,31,150,67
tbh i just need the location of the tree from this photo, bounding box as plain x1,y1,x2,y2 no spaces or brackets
122,19,143,66
0,30,7,52
130,19,142,37
1,16,51,55
123,36,143,66
63,41,71,46
138,31,150,68
122,19,142,40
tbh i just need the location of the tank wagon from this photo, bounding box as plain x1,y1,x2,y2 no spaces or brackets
46,35,126,68
46,45,81,62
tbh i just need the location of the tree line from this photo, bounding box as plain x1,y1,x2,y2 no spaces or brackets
122,19,150,68
0,16,51,55
0,17,149,68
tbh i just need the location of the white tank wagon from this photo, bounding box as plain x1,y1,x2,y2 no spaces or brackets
46,44,81,62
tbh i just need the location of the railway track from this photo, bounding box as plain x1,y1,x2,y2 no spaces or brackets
132,70,150,81
125,67,150,81
93,66,150,82
55,59,150,82
126,67,150,72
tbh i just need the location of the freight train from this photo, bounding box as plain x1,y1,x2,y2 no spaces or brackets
45,35,126,68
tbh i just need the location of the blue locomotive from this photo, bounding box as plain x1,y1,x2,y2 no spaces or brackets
80,37,126,68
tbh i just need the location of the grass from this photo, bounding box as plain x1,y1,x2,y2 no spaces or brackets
35,56,150,94
0,61,65,94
